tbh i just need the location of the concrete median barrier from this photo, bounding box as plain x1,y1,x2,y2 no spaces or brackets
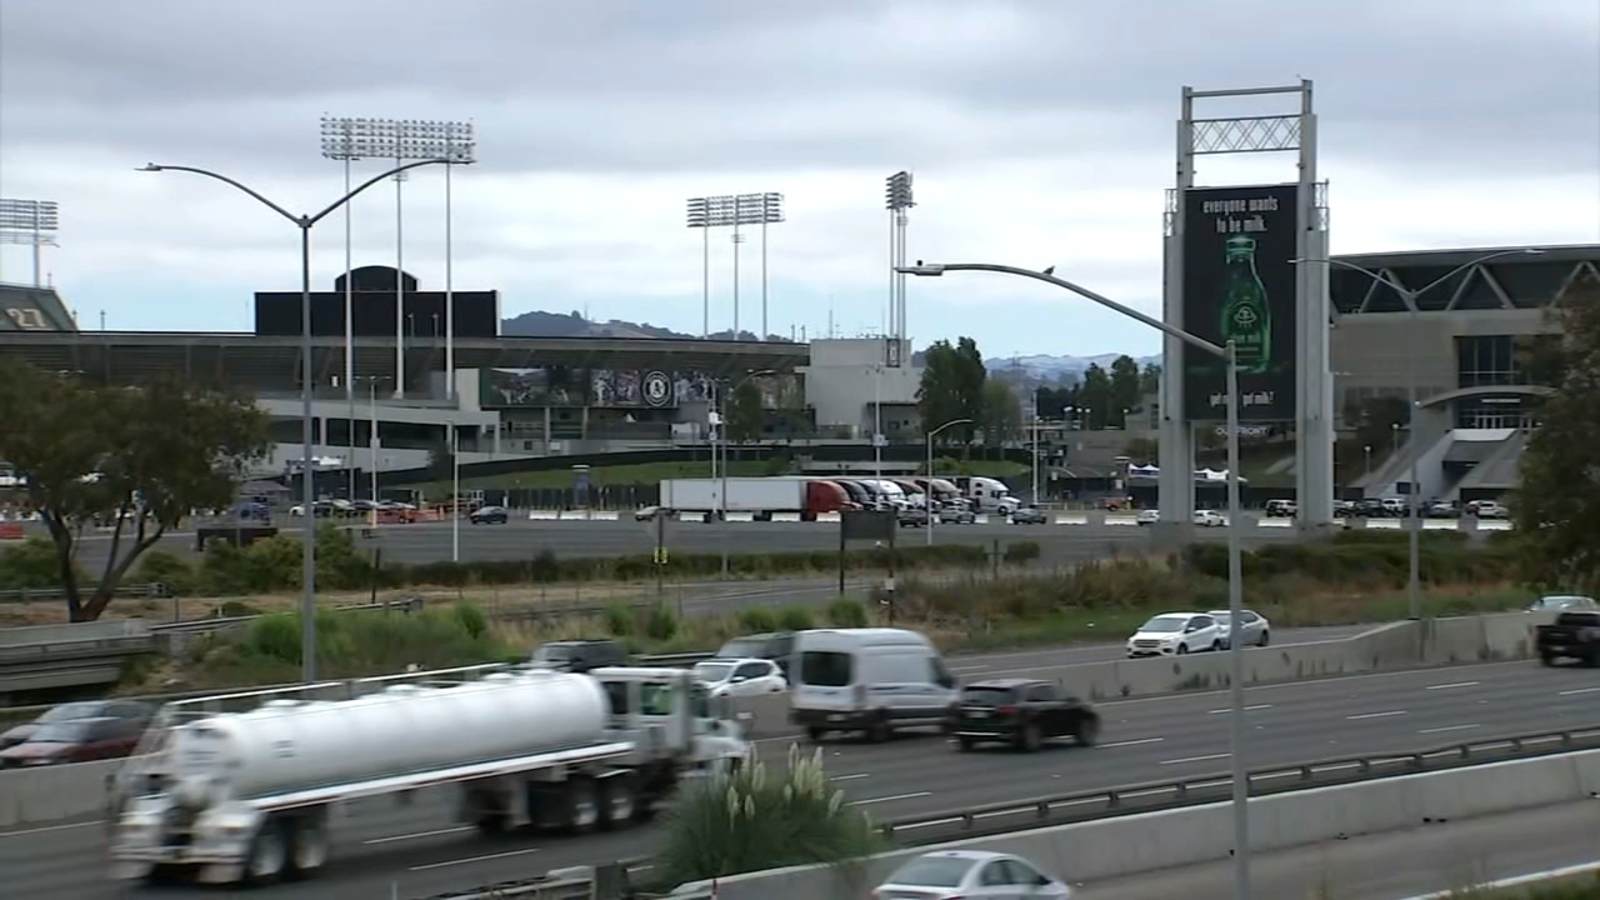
0,758,122,829
683,748,1600,899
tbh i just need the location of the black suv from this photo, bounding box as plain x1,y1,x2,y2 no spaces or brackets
946,678,1100,753
529,639,628,673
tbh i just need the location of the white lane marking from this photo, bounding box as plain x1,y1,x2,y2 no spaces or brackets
1419,724,1481,735
1097,737,1166,749
1208,704,1273,714
364,826,472,845
0,819,104,839
830,773,870,782
1559,687,1600,696
1426,681,1480,691
850,791,931,806
1347,710,1409,720
1092,659,1533,710
1160,752,1230,765
409,847,541,872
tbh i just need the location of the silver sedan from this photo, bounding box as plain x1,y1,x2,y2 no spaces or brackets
1209,608,1271,648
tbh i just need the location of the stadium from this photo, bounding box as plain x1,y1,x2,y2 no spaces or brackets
2,243,1596,505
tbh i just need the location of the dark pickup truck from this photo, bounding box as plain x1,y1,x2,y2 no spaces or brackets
1536,611,1600,666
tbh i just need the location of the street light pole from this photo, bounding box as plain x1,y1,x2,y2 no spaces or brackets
718,368,777,575
1291,248,1542,620
141,158,453,683
899,261,1249,896
926,418,973,547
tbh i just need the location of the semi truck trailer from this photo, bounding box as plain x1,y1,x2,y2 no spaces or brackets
659,477,850,521
109,664,747,886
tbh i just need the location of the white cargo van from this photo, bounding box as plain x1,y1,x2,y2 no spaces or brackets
788,628,958,743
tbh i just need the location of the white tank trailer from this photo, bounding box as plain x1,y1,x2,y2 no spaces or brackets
110,666,748,886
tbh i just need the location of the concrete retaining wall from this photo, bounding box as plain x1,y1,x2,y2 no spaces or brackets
683,748,1600,899
0,758,122,829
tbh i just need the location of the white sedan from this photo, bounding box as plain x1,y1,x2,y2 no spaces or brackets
1210,608,1271,648
691,658,786,697
1193,509,1227,527
1126,612,1224,658
873,850,1073,899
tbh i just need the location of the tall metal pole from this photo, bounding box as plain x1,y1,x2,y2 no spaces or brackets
887,210,897,337
445,158,456,402
393,153,405,399
344,156,356,501
719,380,729,576
1223,341,1249,899
732,206,742,340
369,380,380,508
926,432,935,548
702,225,710,338
1031,388,1040,503
451,422,461,563
761,214,769,341
873,365,883,477
299,224,317,682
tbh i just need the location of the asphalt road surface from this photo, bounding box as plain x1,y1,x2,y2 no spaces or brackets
6,659,1599,899
62,518,1296,573
1085,799,1600,899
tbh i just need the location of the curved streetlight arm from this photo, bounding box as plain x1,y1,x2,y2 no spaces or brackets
138,164,299,225
929,417,974,439
307,159,453,227
1292,249,1542,310
898,263,1226,360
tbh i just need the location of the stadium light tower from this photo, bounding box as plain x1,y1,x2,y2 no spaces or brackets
320,117,476,402
139,157,450,683
0,198,60,287
687,193,783,340
885,172,915,346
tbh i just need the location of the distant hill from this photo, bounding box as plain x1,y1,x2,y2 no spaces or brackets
500,310,774,342
984,353,1162,384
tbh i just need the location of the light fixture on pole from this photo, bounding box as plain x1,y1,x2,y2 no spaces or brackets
141,157,450,683
450,421,461,563
1290,247,1543,620
885,172,915,345
926,417,973,547
688,194,784,339
321,118,476,402
900,260,1249,894
0,198,60,288
719,368,776,575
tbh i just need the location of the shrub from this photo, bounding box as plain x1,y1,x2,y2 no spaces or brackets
776,605,814,631
739,607,779,633
221,603,504,685
825,598,869,628
654,743,884,885
131,550,197,595
645,604,679,641
0,537,80,590
603,600,635,637
1003,541,1042,564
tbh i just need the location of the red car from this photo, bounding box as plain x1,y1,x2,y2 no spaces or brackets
0,715,148,767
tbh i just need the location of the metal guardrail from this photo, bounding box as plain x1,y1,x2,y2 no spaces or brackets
147,598,426,634
0,582,169,604
878,726,1600,844
413,870,599,900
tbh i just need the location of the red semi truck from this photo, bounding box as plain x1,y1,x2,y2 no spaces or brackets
659,477,852,521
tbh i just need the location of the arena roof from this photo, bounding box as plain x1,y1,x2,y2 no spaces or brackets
1330,243,1600,315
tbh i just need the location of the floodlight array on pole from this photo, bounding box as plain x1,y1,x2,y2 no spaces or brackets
0,198,60,287
687,193,783,340
320,117,476,406
885,172,915,346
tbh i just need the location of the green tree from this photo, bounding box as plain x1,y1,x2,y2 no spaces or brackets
918,337,987,442
1108,355,1143,426
1347,395,1411,457
1510,271,1600,590
980,379,1021,443
1077,363,1113,429
726,379,764,442
1123,437,1159,463
0,363,270,621
1140,362,1162,397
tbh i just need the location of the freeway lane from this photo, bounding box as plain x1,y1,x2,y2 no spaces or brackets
1085,798,1600,899
7,659,1600,899
59,518,1296,571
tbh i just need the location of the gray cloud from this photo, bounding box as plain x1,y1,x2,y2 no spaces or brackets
3,0,1595,178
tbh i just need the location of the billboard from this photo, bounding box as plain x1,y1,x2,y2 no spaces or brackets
1181,183,1300,422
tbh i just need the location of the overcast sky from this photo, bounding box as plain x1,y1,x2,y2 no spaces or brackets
2,0,1597,357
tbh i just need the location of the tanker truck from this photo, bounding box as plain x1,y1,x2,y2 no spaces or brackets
109,663,748,886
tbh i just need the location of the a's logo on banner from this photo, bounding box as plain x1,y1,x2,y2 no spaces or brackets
643,371,672,407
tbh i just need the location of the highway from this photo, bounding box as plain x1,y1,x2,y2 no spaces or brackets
5,658,1600,899
1085,799,1600,899
59,518,1297,572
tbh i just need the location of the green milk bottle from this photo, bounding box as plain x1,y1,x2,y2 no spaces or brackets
1219,235,1271,375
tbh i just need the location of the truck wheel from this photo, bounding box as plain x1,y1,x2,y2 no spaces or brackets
866,712,894,744
806,726,826,743
561,778,601,835
471,788,511,834
1015,722,1042,753
1074,716,1101,747
598,775,638,829
1541,650,1556,667
243,819,288,885
286,816,329,879
957,736,976,752
1586,650,1600,669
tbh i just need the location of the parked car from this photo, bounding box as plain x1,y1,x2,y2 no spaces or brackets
1126,612,1223,658
946,678,1100,752
874,850,1074,899
897,506,931,527
1209,608,1271,648
692,658,787,697
0,699,152,751
0,714,150,768
937,503,976,524
1192,509,1226,528
1468,500,1509,519
1010,506,1049,525
1425,501,1460,519
1265,499,1297,518
468,504,510,525
1135,509,1160,526
528,639,628,673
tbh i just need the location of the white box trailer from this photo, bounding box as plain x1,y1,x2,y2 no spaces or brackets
109,664,746,886
661,477,808,518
